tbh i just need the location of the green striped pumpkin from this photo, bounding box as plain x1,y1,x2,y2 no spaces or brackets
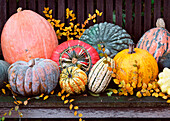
80,22,133,58
88,57,115,93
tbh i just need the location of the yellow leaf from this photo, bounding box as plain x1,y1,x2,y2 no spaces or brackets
64,100,69,104
2,89,6,94
142,83,147,89
61,95,65,100
114,79,119,84
136,91,142,98
167,100,170,103
66,93,70,97
43,95,49,100
17,101,22,105
93,19,96,23
6,84,11,88
49,9,52,14
74,111,78,116
79,118,82,121
111,73,116,77
88,14,91,18
4,113,7,116
70,99,75,103
96,9,99,15
162,96,168,99
14,101,17,105
61,89,65,94
51,90,54,95
112,89,118,94
99,12,103,16
69,104,73,110
74,106,79,110
24,100,28,105
39,93,44,97
107,67,112,71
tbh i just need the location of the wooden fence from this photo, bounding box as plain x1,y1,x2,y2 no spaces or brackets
0,0,170,59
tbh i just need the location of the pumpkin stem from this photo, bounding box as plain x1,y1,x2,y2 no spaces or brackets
128,43,135,54
28,59,35,67
156,18,165,28
17,7,22,13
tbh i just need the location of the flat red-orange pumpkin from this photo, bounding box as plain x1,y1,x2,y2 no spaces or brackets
1,8,58,64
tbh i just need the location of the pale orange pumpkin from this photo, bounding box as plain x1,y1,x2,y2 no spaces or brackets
1,8,58,64
114,43,158,88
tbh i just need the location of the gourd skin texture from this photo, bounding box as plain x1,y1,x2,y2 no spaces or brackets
8,58,60,96
1,9,58,64
114,48,158,87
80,22,133,58
137,28,170,62
158,68,170,95
51,40,100,73
88,57,115,93
0,60,10,88
60,66,87,94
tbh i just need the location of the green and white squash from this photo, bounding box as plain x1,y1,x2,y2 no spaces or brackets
80,22,133,58
88,57,115,93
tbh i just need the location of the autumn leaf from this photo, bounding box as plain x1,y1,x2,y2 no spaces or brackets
2,89,6,94
78,113,83,117
58,92,62,96
74,106,79,110
39,93,44,97
64,100,69,104
66,93,70,97
17,101,22,105
43,95,49,100
69,104,73,110
61,95,65,100
136,91,142,98
113,79,119,84
15,106,19,111
112,89,118,94
49,9,52,14
167,100,170,103
79,118,82,121
50,90,54,95
107,67,112,71
74,111,78,116
93,19,96,23
24,100,28,106
70,99,75,103
3,113,7,116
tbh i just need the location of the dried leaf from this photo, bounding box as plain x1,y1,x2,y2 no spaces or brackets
2,89,6,94
64,100,69,104
49,9,52,14
17,101,22,105
111,73,116,77
78,113,83,117
39,93,44,97
167,100,170,103
93,19,96,23
43,95,49,100
58,92,62,96
61,89,65,94
113,79,119,85
69,104,73,110
3,113,7,116
70,99,75,103
74,106,79,110
66,93,70,97
35,96,40,100
6,84,11,88
136,91,142,98
24,100,28,106
142,83,147,89
50,90,54,95
79,118,82,121
61,95,65,100
74,111,78,116
113,89,118,94
15,106,19,111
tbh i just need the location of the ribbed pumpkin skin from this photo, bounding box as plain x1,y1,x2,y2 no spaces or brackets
114,48,158,87
1,9,58,64
158,51,170,71
80,22,133,58
60,66,87,94
137,28,170,62
0,60,10,88
88,57,115,93
51,40,100,73
8,58,60,96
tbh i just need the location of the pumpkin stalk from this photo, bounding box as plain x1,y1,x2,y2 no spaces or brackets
156,18,165,28
17,7,22,13
128,43,135,54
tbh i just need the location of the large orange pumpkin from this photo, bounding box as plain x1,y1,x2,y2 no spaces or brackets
114,43,158,88
1,8,58,64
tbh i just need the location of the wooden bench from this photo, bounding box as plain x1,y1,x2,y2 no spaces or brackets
0,0,170,119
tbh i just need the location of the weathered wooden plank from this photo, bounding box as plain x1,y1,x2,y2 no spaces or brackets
115,0,122,27
164,0,170,31
106,0,113,23
0,95,168,108
134,0,142,43
77,0,85,24
1,107,170,118
28,0,36,11
154,0,161,26
8,0,17,17
19,0,27,10
97,0,104,23
47,0,56,18
37,0,46,16
67,0,76,24
58,0,65,22
144,0,151,32
125,0,133,36
86,0,94,27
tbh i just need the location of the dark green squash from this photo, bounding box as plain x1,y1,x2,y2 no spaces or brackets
80,22,133,58
158,51,170,71
0,60,10,88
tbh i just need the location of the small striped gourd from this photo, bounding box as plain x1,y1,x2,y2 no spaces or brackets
88,57,115,93
59,66,87,94
80,22,133,58
8,58,60,96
